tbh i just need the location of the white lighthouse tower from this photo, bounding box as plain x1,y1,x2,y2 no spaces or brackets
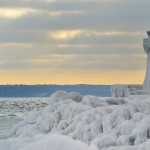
143,31,150,91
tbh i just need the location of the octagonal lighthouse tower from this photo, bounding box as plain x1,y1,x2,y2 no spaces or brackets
143,31,150,91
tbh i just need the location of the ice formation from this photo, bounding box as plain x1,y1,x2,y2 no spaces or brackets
111,85,143,98
143,31,150,91
1,91,150,150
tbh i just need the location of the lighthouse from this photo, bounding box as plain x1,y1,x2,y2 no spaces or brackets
143,31,150,91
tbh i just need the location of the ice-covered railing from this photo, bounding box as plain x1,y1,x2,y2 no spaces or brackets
111,84,150,98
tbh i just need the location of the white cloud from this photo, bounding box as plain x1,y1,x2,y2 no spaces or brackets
0,43,33,48
58,44,88,48
48,10,85,17
0,0,148,76
49,30,82,40
49,30,142,41
0,8,38,19
89,31,143,36
44,0,120,2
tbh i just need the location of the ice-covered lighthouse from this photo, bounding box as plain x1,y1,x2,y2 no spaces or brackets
143,31,150,90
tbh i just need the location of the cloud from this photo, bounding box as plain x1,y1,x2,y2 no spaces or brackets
0,8,38,19
0,0,149,83
0,51,146,72
49,30,82,40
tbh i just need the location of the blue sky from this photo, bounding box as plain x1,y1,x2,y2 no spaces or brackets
0,0,149,84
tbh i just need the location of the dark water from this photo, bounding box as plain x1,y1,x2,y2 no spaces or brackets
0,85,111,97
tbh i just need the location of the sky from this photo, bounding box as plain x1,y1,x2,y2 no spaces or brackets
0,0,150,85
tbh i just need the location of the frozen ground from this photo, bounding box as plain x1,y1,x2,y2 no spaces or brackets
1,91,150,150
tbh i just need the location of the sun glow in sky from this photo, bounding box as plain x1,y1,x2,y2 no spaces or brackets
0,0,149,84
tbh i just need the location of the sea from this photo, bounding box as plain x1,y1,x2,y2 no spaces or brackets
0,85,111,140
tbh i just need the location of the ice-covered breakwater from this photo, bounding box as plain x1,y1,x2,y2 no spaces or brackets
2,91,150,150
111,84,143,98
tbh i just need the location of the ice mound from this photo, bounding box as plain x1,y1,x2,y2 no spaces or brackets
20,134,97,150
2,91,150,150
48,91,83,105
82,95,126,107
0,134,97,150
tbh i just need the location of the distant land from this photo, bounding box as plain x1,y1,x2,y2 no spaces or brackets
0,85,111,97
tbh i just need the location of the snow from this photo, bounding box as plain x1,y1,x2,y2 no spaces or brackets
0,134,97,150
2,91,150,150
20,134,97,150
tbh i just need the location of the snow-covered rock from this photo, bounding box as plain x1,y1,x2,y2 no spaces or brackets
20,134,98,150
2,91,150,150
48,91,83,105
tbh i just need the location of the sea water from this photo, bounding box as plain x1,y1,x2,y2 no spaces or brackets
0,98,49,140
